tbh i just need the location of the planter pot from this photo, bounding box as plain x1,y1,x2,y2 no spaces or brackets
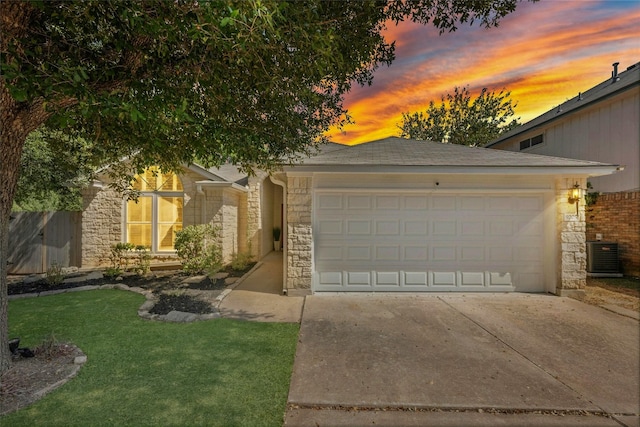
274,240,281,251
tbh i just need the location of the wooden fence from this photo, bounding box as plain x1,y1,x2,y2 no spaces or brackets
8,211,82,274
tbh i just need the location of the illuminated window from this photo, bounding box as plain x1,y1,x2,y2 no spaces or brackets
126,167,183,251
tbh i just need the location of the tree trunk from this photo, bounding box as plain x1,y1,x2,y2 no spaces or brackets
0,79,47,373
0,107,26,374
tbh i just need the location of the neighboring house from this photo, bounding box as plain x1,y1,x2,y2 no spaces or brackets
82,137,618,297
485,61,639,275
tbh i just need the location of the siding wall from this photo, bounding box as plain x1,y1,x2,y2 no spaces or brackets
496,88,639,193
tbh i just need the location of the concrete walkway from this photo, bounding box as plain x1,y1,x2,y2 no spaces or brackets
285,294,640,426
218,251,304,323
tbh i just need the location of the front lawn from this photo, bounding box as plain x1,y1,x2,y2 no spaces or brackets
3,290,299,426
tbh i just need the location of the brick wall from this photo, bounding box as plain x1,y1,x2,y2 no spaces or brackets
586,191,640,276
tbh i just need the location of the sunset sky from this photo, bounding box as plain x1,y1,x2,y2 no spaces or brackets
326,0,640,145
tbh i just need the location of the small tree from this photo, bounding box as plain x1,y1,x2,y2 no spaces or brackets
399,86,520,147
174,225,223,276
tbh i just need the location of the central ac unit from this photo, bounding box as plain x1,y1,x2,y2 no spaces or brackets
587,241,621,276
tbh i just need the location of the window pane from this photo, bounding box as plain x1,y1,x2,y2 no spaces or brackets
531,134,543,146
158,224,182,251
158,172,183,191
128,224,152,247
157,197,183,251
158,197,183,223
127,197,153,222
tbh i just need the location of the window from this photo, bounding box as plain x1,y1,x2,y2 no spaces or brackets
126,167,183,251
519,134,544,150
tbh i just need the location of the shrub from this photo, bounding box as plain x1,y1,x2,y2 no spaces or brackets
230,251,254,271
174,224,223,276
46,261,64,286
108,242,135,275
132,245,151,275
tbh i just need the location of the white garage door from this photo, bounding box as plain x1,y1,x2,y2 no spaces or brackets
313,191,546,292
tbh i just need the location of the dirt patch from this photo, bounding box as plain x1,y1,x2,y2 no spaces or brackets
1,343,85,416
577,277,640,316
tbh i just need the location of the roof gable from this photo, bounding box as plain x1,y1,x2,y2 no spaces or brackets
486,61,640,147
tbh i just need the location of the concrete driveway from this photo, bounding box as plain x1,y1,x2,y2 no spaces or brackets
285,294,639,426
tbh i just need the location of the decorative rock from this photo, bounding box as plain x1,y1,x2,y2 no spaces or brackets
211,272,229,280
61,267,79,274
24,274,45,284
66,285,100,293
181,275,208,285
85,271,103,280
74,355,87,365
164,310,198,323
225,277,238,285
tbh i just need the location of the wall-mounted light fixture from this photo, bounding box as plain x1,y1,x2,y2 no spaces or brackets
568,183,583,215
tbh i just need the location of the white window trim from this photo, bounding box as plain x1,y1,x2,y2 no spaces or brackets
124,190,184,253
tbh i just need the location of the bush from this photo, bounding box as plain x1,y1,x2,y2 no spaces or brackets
230,251,254,271
46,261,64,286
132,245,151,275
174,224,223,276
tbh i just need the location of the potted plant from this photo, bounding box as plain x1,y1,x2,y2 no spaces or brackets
273,227,281,251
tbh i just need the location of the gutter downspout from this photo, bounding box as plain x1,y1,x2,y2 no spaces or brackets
270,175,288,295
196,184,206,226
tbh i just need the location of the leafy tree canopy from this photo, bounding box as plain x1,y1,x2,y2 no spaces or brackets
0,0,531,373
399,86,520,147
13,127,93,211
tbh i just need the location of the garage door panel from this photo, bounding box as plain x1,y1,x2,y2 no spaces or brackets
314,192,546,292
376,271,400,286
404,196,428,210
431,196,457,210
318,219,343,235
317,194,343,210
433,220,457,236
347,195,371,210
347,246,370,261
346,220,371,235
375,220,400,235
404,220,429,235
375,195,400,209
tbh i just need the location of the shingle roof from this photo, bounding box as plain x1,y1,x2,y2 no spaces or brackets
297,137,615,168
486,61,640,148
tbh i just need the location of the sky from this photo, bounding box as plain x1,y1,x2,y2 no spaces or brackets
326,0,640,145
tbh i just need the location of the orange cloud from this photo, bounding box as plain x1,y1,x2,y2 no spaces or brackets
327,0,640,145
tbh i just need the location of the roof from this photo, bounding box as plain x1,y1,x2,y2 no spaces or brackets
287,137,619,176
486,61,640,148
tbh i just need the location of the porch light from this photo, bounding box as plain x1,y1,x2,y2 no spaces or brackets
568,183,583,214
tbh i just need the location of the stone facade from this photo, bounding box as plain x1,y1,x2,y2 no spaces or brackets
81,183,123,267
81,166,251,268
555,178,588,296
286,175,313,290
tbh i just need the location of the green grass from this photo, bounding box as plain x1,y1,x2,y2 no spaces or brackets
3,290,299,426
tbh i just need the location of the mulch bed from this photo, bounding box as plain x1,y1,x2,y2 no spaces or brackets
8,263,256,315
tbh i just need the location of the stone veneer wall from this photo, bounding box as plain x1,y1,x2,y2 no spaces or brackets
286,175,313,290
81,184,123,267
586,191,640,276
556,178,588,296
81,168,200,267
246,175,263,260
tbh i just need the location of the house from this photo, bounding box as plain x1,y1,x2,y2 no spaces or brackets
485,61,639,275
81,137,619,297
